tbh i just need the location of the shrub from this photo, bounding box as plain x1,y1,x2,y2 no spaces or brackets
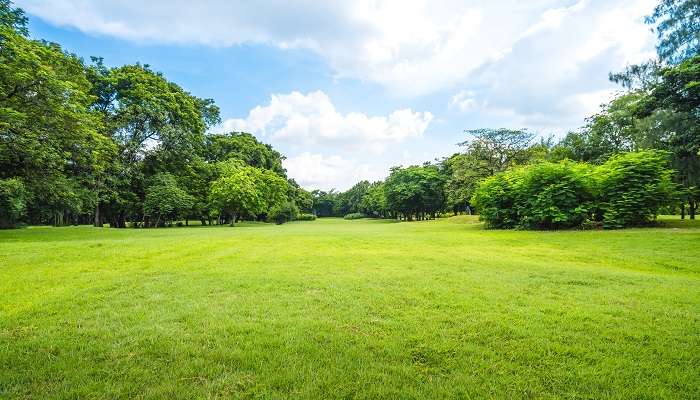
268,201,299,225
471,173,519,228
515,162,595,229
296,213,316,221
471,151,676,230
344,212,367,220
595,150,676,228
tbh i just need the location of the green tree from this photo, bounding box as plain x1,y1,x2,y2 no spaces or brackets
647,0,700,64
0,10,115,225
0,177,27,228
209,161,289,226
143,173,194,227
87,60,219,228
205,132,285,176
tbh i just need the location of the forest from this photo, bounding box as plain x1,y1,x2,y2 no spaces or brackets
1,0,698,230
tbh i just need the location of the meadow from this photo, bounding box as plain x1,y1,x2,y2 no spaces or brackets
1,217,699,399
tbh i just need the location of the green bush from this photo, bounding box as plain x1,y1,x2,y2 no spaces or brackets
595,150,676,228
296,213,316,221
268,201,299,225
471,151,675,230
515,162,594,229
344,212,367,220
471,173,519,228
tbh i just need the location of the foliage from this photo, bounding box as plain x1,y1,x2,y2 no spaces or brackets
384,164,445,220
268,201,299,225
470,173,519,228
0,177,27,228
343,212,367,220
596,150,677,228
458,128,536,175
143,173,194,227
205,132,285,176
311,190,338,217
334,181,370,216
359,181,387,217
295,213,316,221
515,162,595,229
646,0,700,64
473,151,675,229
209,161,289,225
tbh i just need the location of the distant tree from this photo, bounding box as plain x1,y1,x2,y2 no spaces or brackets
143,173,194,227
311,190,338,217
268,201,299,225
288,179,313,213
359,181,387,217
384,164,445,220
334,180,370,216
0,177,27,228
459,128,536,176
209,161,289,226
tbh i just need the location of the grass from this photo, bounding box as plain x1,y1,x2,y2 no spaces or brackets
1,216,699,399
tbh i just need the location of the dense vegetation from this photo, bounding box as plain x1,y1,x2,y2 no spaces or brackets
1,0,698,230
0,1,312,228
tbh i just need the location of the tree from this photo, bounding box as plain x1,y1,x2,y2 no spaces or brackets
458,128,536,176
0,11,115,226
0,177,27,228
384,164,445,220
209,161,289,226
311,190,338,217
334,180,370,216
87,60,220,228
205,132,285,176
359,181,387,217
143,173,194,227
647,0,700,64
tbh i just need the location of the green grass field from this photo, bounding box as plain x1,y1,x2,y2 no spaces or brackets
1,217,699,399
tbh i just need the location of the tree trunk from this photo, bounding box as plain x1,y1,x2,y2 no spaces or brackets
230,213,237,226
690,201,696,220
681,202,685,219
94,203,101,227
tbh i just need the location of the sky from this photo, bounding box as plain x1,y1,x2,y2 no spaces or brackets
17,0,658,190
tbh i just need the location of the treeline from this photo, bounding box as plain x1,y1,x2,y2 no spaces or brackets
311,0,700,228
0,1,313,228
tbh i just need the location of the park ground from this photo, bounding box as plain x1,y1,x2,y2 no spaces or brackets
1,216,699,399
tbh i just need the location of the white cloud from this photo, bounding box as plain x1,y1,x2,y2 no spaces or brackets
447,0,656,132
283,152,379,191
220,90,433,153
17,0,655,98
449,90,480,112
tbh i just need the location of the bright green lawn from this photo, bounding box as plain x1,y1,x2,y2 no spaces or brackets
1,217,699,399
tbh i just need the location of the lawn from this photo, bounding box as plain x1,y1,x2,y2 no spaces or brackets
1,217,699,399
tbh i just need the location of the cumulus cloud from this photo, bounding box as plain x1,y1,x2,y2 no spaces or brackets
16,0,655,98
447,0,656,131
220,90,433,153
283,152,379,191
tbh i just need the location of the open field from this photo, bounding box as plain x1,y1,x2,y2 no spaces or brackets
1,217,699,399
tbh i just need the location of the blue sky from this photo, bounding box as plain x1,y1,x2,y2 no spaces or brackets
18,0,657,190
